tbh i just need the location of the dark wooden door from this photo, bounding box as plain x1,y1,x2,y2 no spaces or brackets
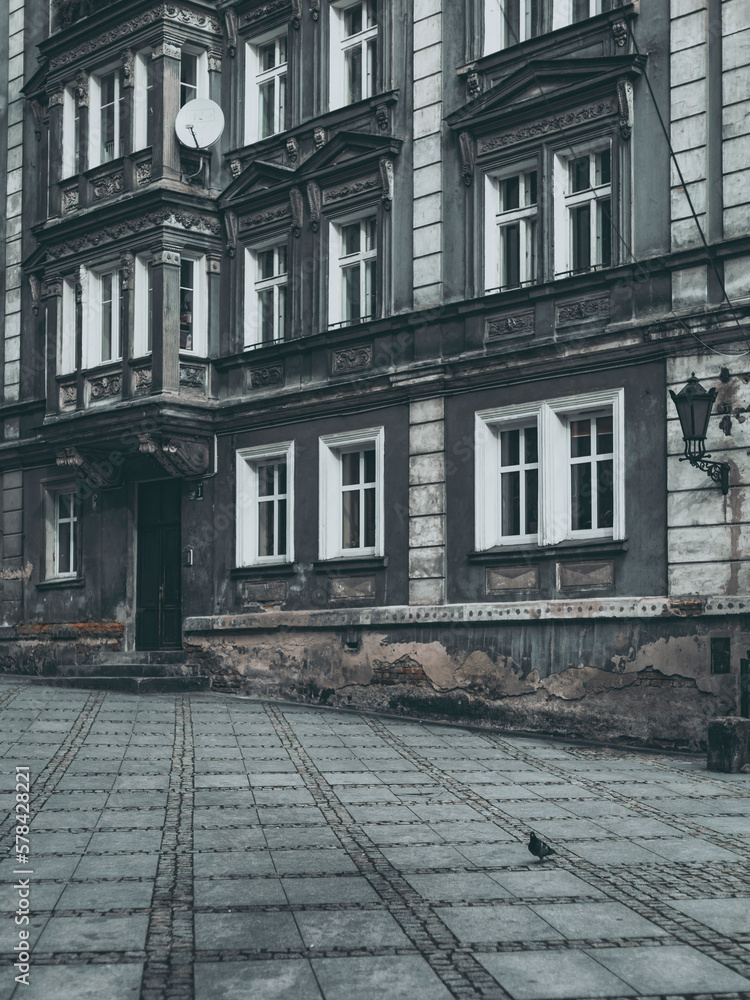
136,480,182,650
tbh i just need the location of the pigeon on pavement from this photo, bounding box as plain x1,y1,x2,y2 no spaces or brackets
528,831,555,862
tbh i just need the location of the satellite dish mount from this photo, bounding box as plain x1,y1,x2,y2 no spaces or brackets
174,99,225,185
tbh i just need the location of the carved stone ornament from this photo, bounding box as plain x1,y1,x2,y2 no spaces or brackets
286,136,299,162
208,53,221,73
291,0,302,28
323,175,379,204
240,0,290,30
612,20,628,47
133,367,153,394
313,126,327,150
241,205,290,230
30,99,45,141
56,447,123,489
224,9,238,57
155,249,181,267
59,384,77,408
92,171,124,201
121,49,135,88
332,345,373,374
230,159,242,178
152,41,181,60
88,373,123,400
120,253,135,291
310,0,321,20
62,185,80,213
138,434,211,478
617,79,634,140
466,70,481,98
306,181,322,231
179,364,206,389
459,132,474,187
486,310,535,340
44,276,63,299
556,295,610,326
29,275,42,316
75,69,89,108
379,158,394,209
136,160,152,185
47,89,65,108
249,364,284,388
290,187,304,237
479,100,618,154
46,211,221,262
375,104,390,131
224,210,238,257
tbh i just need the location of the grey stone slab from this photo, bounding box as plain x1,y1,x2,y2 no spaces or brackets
0,880,63,914
492,870,606,899
476,949,635,999
281,876,380,904
694,815,750,835
57,775,117,790
379,845,472,870
410,803,486,822
531,901,668,939
193,807,259,828
271,849,358,875
347,805,419,822
404,872,514,902
438,903,564,943
44,792,110,810
531,819,612,841
243,758,297,772
311,955,453,1000
193,851,275,877
194,759,247,773
8,962,144,1000
593,817,685,838
87,831,163,854
257,806,326,825
248,773,304,787
106,791,169,809
552,800,635,820
33,810,101,830
566,840,664,865
533,785,596,800
57,880,154,911
96,808,166,829
193,774,251,788
455,843,534,868
27,832,92,854
667,897,750,934
295,910,410,949
362,823,444,846
72,854,159,880
253,787,314,805
263,827,341,849
0,855,81,881
194,877,286,907
632,837,745,862
494,801,576,821
36,914,149,952
431,821,515,843
473,784,538,800
372,771,434,784
194,790,256,807
194,959,322,1000
589,943,750,993
195,910,303,951
193,829,267,851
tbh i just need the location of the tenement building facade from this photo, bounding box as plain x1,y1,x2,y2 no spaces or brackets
1,0,749,745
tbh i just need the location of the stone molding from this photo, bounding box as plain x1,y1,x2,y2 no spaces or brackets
478,100,618,154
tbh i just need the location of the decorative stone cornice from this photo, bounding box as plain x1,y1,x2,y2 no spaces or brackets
239,0,291,30
45,210,222,260
478,100,618,155
138,433,211,478
239,205,290,231
323,175,380,204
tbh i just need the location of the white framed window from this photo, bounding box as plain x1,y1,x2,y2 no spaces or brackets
245,31,288,143
330,0,377,110
179,256,208,356
59,276,77,375
180,49,209,107
557,0,606,26
484,0,543,53
244,243,288,347
133,51,154,151
134,256,154,357
475,388,624,550
44,487,79,579
62,85,80,178
319,427,384,560
554,144,612,276
88,67,127,167
83,265,124,368
485,168,538,292
236,442,294,566
329,216,377,328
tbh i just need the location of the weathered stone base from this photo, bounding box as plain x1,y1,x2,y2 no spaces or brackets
0,622,126,675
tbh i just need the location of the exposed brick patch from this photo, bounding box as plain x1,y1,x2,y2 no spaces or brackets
17,621,125,640
372,655,429,686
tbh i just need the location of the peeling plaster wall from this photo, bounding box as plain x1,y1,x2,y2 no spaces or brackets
183,609,744,749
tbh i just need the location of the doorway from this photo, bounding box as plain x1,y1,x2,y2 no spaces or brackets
136,480,182,650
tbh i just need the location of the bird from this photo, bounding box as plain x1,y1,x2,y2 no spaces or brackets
528,831,555,862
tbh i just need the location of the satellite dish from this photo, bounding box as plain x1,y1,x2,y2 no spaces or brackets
175,99,225,150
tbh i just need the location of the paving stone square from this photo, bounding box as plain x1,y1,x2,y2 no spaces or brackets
2,678,750,1000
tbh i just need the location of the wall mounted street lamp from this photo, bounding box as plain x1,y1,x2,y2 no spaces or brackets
669,373,730,495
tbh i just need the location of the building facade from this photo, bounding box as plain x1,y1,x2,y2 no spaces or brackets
1,0,749,746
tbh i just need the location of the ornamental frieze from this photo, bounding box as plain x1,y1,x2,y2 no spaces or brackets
331,345,373,374
46,210,221,260
61,185,79,214
91,170,124,201
49,4,222,71
136,161,152,185
478,101,618,154
59,384,77,409
249,364,284,388
179,364,206,390
486,310,535,340
239,0,291,29
133,368,152,395
323,176,380,204
556,295,610,326
239,206,290,231
87,373,122,400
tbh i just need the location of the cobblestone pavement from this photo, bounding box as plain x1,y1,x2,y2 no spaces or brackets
1,678,750,1000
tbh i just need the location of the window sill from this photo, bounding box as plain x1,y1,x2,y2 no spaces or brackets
37,577,84,590
231,563,298,579
312,556,388,572
468,539,628,565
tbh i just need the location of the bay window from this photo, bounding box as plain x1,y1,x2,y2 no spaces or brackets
179,257,207,355
83,265,124,368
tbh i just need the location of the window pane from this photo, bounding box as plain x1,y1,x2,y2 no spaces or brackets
278,36,288,63
502,175,520,211
260,41,276,71
259,80,275,138
342,451,360,486
573,0,589,22
258,499,274,557
343,264,361,322
501,224,520,287
500,429,520,467
525,426,538,464
506,0,520,43
258,288,274,343
277,245,288,274
598,198,612,267
345,3,363,36
597,459,614,529
279,72,286,131
364,486,376,547
571,204,591,272
342,490,360,548
346,46,362,104
101,273,113,360
597,148,611,185
258,249,274,280
366,38,376,97
526,170,538,205
570,419,591,458
147,264,154,352
525,468,539,533
58,493,71,519
501,471,520,536
342,223,360,256
571,156,590,193
363,448,376,483
58,522,72,574
529,0,542,36
278,284,287,340
364,259,376,318
70,514,78,574
277,462,287,495
365,218,377,251
278,498,287,556
366,0,378,26
571,464,592,531
180,54,197,107
180,262,193,351
526,218,538,282
596,415,613,454
258,465,275,497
